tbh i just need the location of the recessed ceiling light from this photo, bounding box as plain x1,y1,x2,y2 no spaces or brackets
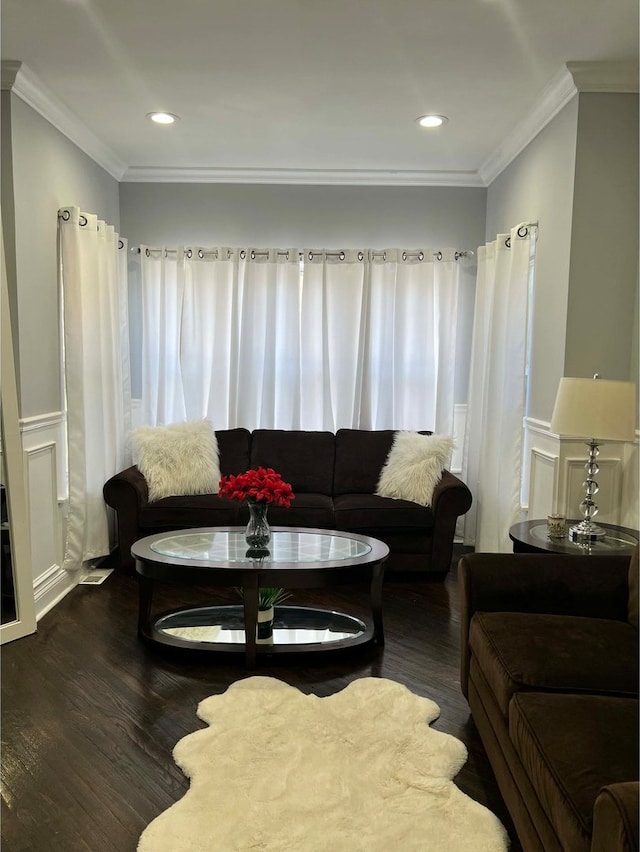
147,112,179,125
416,114,448,128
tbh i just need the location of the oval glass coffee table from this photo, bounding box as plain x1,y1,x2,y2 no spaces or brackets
132,527,389,667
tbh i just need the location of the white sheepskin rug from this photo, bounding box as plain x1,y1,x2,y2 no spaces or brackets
138,677,509,852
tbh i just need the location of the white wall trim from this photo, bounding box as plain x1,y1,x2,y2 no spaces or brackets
2,61,127,180
479,67,577,186
523,417,638,527
566,61,640,93
120,165,486,187
24,439,59,498
34,564,78,621
528,448,559,514
3,60,636,190
480,61,639,186
20,410,64,433
523,416,552,437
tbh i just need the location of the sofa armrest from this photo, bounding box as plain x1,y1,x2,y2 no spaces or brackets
103,466,150,572
428,470,473,575
592,782,639,852
458,552,631,698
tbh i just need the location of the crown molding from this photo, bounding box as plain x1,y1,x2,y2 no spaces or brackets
3,60,636,190
120,165,485,187
479,61,639,186
479,66,577,186
1,60,22,90
1,61,127,180
566,60,639,92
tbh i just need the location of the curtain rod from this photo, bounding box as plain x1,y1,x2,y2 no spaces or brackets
130,247,476,260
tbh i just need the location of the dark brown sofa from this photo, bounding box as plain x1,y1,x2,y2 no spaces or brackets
103,428,472,575
459,548,639,852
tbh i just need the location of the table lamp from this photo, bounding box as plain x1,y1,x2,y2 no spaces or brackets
550,375,636,543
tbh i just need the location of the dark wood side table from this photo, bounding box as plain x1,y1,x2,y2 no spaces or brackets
509,520,639,556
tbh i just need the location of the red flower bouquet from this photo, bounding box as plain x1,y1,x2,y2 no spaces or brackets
218,467,295,508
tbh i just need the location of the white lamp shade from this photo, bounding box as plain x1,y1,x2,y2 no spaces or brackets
551,377,636,441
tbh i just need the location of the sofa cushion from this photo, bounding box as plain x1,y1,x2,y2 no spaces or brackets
216,428,251,476
242,494,335,530
333,430,397,495
250,430,335,494
509,692,639,852
469,611,639,717
139,494,241,530
333,493,434,532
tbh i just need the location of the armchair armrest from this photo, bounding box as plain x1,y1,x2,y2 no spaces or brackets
458,551,631,698
592,782,639,852
429,470,473,575
103,466,150,572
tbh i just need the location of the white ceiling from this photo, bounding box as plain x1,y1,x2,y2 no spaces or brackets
2,0,638,185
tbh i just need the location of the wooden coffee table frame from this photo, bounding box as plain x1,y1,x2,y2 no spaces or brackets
132,527,389,667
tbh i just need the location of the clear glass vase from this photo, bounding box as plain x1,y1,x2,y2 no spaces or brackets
245,500,271,549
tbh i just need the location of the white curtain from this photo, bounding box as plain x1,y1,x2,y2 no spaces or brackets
137,246,461,433
300,248,460,432
141,247,187,425
463,224,535,552
58,207,131,570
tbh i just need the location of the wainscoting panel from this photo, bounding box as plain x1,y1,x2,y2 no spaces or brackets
528,449,558,518
524,416,638,531
563,455,621,526
20,412,76,620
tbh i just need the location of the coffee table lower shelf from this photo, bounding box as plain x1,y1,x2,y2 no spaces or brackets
140,604,377,656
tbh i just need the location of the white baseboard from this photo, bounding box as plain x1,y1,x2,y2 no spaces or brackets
34,564,78,621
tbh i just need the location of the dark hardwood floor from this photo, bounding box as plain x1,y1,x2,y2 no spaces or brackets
1,546,522,851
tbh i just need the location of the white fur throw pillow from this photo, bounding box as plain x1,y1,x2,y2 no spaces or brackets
131,420,220,502
375,432,454,507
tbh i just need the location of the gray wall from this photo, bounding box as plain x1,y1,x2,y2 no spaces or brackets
486,92,639,421
6,94,120,418
485,96,579,422
119,183,486,250
566,93,639,382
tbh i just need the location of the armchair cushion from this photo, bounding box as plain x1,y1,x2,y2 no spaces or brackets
470,611,639,716
509,693,639,852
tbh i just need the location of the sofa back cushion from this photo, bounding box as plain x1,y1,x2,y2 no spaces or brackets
250,430,335,494
334,430,398,495
629,546,639,629
216,428,251,477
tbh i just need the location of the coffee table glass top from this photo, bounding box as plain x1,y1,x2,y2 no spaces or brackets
150,530,372,563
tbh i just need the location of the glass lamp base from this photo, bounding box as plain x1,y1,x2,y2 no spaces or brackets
568,522,607,544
